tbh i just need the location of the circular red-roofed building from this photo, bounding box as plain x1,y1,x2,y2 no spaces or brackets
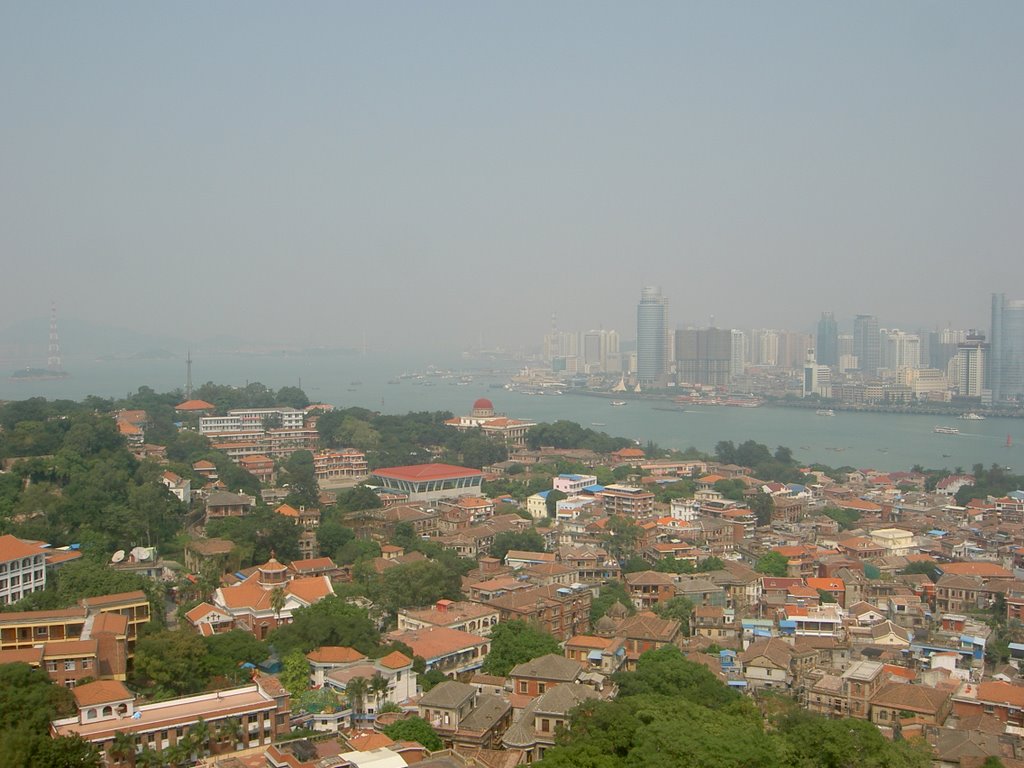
370,463,483,502
472,398,494,418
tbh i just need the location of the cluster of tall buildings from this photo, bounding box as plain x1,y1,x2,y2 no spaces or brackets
539,290,1024,405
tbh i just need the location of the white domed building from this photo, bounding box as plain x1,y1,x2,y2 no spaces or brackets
445,398,536,447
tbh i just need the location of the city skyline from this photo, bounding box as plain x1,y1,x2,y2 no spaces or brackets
2,4,1022,353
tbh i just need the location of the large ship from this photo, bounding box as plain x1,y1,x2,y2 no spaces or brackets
934,426,960,435
959,412,985,420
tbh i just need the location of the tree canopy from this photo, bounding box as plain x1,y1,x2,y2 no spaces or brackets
481,620,561,676
382,716,443,751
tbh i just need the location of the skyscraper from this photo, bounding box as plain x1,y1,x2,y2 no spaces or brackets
816,312,838,367
636,286,668,386
853,315,880,377
675,327,733,387
991,293,1024,402
955,332,988,398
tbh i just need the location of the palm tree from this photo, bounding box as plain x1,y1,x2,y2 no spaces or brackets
369,673,390,715
133,747,162,768
109,731,136,768
347,676,368,726
214,716,243,754
187,717,211,760
270,586,286,624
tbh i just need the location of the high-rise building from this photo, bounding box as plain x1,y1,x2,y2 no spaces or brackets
955,332,988,398
991,293,1024,402
636,286,668,385
816,312,838,367
675,328,733,387
730,330,746,379
853,315,881,377
750,329,779,367
880,329,921,371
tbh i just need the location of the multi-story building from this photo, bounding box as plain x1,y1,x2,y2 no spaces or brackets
51,675,290,761
483,584,591,641
0,534,48,606
397,600,500,635
991,293,1024,402
674,327,733,387
637,286,668,386
853,314,881,377
552,474,598,496
816,312,839,367
312,448,368,481
954,332,988,398
597,484,655,518
200,408,305,435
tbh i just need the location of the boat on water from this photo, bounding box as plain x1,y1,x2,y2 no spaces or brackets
591,422,606,427
959,412,985,420
653,406,686,413
934,426,960,435
611,400,627,407
816,409,835,416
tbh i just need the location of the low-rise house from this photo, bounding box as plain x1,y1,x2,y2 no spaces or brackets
205,490,256,520
320,651,418,715
953,681,1024,727
388,626,490,677
509,654,583,699
564,635,626,676
740,638,795,690
502,683,600,762
418,681,512,750
483,584,591,641
615,612,682,668
625,571,676,610
870,681,952,730
397,600,500,635
184,538,236,574
690,606,737,644
675,576,726,608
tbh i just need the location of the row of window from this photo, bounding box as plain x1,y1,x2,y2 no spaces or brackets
0,557,43,572
47,658,91,672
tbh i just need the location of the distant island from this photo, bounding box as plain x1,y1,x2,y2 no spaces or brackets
9,367,70,382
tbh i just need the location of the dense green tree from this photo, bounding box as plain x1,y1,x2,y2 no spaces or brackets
545,489,568,517
335,485,383,512
317,520,355,558
205,506,301,565
203,631,269,684
653,557,694,574
382,716,443,751
280,649,312,697
713,478,747,502
481,620,561,676
281,450,319,509
336,537,381,565
133,629,209,697
590,581,635,624
755,551,790,577
749,491,774,526
269,596,379,656
696,556,725,572
371,559,463,613
490,529,546,561
821,506,862,530
652,595,694,628
613,646,743,709
900,561,940,581
418,668,448,692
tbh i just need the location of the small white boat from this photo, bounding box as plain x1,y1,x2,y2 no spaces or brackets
816,409,835,416
934,426,960,434
610,400,627,407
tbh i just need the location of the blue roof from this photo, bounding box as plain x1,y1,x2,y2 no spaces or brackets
779,620,797,628
786,483,807,492
583,484,605,493
727,680,748,687
559,474,586,481
537,490,551,499
927,529,947,537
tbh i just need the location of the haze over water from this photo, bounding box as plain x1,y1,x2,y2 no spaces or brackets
3,352,1020,475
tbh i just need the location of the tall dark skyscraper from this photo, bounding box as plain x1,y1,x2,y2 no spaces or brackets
991,293,1024,402
816,312,838,367
675,328,733,387
853,314,880,376
636,286,668,386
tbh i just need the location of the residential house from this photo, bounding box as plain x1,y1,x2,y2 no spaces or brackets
508,654,584,700
418,681,513,750
387,626,490,677
397,600,500,635
502,683,600,762
624,571,676,610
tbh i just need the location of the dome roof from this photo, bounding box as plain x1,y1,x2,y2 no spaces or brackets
472,397,494,411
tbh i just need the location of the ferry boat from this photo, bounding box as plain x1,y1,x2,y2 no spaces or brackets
816,409,835,416
959,412,985,420
610,400,627,407
934,426,960,435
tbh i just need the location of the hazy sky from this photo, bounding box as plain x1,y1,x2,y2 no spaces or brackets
2,3,1022,353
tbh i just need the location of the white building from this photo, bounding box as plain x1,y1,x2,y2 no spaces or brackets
0,535,47,606
200,407,305,435
552,474,598,496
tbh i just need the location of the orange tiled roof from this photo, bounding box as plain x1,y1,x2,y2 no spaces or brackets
72,680,132,707
0,534,45,562
941,563,1013,579
175,399,216,411
377,651,413,670
307,646,367,664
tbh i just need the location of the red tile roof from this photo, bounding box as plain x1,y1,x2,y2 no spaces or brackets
372,463,483,482
175,399,216,411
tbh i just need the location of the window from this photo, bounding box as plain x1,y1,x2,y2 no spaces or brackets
519,681,528,694
538,683,546,694
64,660,76,671
541,718,550,732
46,661,58,672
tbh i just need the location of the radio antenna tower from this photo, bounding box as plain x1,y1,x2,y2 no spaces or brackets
185,349,193,399
47,302,62,371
